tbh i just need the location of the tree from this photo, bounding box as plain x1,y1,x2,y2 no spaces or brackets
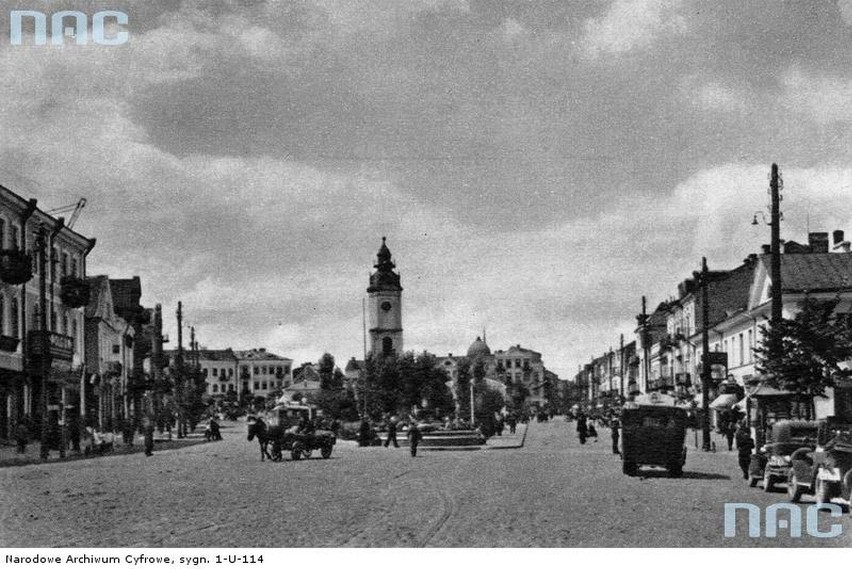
755,297,852,398
360,351,453,420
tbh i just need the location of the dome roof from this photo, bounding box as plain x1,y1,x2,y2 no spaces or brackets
466,336,491,359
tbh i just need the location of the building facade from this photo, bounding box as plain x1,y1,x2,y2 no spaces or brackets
0,185,95,441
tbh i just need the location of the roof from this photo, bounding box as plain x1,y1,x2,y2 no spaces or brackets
775,253,852,293
233,348,290,362
344,358,365,373
164,348,237,362
694,261,754,327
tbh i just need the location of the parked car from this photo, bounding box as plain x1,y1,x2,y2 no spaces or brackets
748,420,819,492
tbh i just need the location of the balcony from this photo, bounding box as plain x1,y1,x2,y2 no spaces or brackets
28,330,74,362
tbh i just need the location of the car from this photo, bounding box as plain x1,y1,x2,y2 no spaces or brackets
621,394,688,477
748,420,819,492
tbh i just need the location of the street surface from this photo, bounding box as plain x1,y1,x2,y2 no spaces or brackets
1,419,851,547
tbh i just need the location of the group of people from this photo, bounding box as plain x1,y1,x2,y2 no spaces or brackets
378,417,423,457
575,414,622,455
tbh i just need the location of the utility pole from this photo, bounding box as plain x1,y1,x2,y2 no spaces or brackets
176,301,184,438
769,163,783,360
699,257,711,452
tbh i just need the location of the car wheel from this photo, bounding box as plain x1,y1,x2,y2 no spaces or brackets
763,471,774,492
787,471,804,502
321,444,332,459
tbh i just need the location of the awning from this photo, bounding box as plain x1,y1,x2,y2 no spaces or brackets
709,393,739,410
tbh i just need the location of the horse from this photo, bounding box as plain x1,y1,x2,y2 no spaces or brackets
247,417,286,461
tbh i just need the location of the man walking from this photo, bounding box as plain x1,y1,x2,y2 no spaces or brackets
610,417,621,455
735,421,754,480
407,422,422,457
384,416,399,448
576,414,588,445
143,416,155,457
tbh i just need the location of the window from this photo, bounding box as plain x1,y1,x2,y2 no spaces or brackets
284,366,290,375
276,366,283,375
62,253,69,277
253,381,259,390
228,368,233,377
220,368,226,377
50,310,56,332
254,367,259,375
738,333,744,366
202,368,208,377
0,218,5,249
71,257,78,278
212,384,218,393
212,368,218,377
11,225,19,249
261,366,267,375
71,318,77,343
261,382,267,390
0,295,4,336
747,330,754,362
61,313,68,335
112,344,120,354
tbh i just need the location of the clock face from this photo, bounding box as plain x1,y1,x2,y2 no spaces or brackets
381,301,392,312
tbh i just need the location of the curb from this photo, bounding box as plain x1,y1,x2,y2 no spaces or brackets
483,423,528,451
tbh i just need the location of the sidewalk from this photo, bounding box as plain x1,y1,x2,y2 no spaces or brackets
0,429,209,468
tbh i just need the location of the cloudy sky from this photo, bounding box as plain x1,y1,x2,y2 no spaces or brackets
3,0,852,378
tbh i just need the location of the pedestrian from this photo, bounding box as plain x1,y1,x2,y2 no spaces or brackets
507,414,517,435
735,421,754,480
576,414,588,445
358,419,372,447
407,422,422,457
610,418,621,455
725,422,735,452
15,418,29,454
384,417,399,448
588,420,598,442
143,416,155,457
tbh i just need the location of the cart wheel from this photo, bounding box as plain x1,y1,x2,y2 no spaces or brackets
291,442,304,461
787,472,804,502
303,448,313,459
622,461,637,476
763,471,774,492
321,444,333,459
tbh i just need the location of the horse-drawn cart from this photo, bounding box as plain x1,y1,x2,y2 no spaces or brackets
271,430,336,461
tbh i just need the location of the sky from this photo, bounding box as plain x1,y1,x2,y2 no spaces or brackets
2,0,852,379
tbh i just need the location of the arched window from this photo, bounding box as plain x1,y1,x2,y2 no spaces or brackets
382,337,393,355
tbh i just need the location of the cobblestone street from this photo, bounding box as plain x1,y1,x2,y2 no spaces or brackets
2,419,851,548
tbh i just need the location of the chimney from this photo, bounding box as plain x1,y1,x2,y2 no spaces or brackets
762,244,771,254
833,230,851,253
834,230,845,246
808,232,829,253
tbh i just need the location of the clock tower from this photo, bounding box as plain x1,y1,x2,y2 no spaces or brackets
367,237,403,357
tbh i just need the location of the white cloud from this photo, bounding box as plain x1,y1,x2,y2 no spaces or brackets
581,0,687,58
781,67,852,125
681,78,751,113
